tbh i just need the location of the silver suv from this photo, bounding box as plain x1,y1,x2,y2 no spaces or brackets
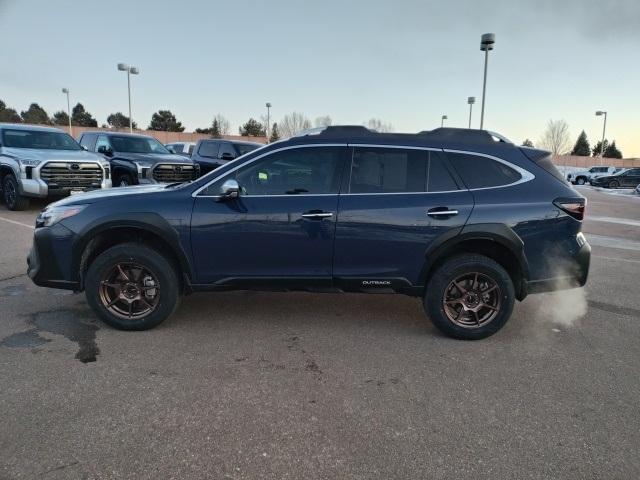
0,124,111,210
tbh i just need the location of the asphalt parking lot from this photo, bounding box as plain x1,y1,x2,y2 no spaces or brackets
1,187,639,479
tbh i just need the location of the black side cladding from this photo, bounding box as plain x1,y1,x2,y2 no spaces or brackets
520,147,566,183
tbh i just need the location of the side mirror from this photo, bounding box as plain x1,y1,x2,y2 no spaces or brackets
217,179,240,201
97,145,113,156
221,152,235,161
81,145,88,151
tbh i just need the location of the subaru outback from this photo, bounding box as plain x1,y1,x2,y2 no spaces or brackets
27,126,590,339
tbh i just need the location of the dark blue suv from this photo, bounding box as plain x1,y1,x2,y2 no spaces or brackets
27,126,590,339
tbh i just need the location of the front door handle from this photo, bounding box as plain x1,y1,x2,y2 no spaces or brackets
427,208,459,218
302,211,333,219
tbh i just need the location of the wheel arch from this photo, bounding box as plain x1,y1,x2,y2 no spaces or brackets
421,224,530,300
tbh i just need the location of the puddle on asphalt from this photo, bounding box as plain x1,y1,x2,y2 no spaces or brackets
0,309,100,363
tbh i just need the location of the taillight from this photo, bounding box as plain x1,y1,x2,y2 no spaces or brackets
553,198,586,221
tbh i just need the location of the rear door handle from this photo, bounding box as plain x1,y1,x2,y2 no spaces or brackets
302,211,334,219
427,208,459,218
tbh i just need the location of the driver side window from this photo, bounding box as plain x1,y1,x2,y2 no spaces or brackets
95,135,111,153
203,146,344,196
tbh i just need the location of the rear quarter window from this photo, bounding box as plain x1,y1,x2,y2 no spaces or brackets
446,152,522,189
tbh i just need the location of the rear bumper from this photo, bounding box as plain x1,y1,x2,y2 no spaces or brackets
524,239,591,295
27,224,80,291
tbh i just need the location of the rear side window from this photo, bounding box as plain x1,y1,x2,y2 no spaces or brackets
349,148,458,194
198,141,219,158
447,152,522,189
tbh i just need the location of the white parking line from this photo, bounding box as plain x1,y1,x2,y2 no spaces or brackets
0,216,35,230
592,255,640,265
588,216,640,227
586,234,640,251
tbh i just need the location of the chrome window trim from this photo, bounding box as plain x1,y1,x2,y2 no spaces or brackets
443,149,535,190
192,143,347,197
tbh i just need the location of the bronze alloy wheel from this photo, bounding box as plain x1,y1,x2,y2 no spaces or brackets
443,272,502,328
98,262,160,320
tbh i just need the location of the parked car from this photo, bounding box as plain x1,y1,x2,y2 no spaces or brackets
165,141,195,157
28,126,590,340
590,168,640,188
191,139,262,175
79,132,199,186
0,124,111,210
566,165,616,185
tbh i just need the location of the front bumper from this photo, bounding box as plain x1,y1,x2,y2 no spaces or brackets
27,223,80,291
20,162,111,198
525,238,591,295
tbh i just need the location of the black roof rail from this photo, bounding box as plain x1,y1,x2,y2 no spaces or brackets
297,125,378,137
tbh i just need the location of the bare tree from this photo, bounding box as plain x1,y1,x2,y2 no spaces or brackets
213,114,230,135
279,112,312,138
314,115,332,127
365,118,394,133
539,119,571,156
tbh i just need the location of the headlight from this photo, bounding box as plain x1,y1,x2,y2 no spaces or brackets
36,205,87,228
19,159,41,167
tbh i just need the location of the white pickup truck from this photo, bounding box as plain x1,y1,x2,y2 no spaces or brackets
566,166,617,185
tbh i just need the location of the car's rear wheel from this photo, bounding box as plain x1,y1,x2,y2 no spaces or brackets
576,177,586,185
2,174,30,211
608,180,620,188
85,243,180,330
424,254,515,340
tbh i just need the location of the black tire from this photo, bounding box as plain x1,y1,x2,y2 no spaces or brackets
2,174,30,211
608,180,619,189
117,173,133,187
576,177,586,185
424,254,515,340
85,243,181,330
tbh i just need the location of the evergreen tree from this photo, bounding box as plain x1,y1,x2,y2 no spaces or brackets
195,127,212,134
239,118,265,136
521,139,534,147
107,112,137,129
603,140,623,159
0,100,22,123
211,118,222,138
570,130,590,156
592,140,608,157
20,103,51,124
148,110,185,132
52,111,70,126
71,103,98,127
269,122,280,142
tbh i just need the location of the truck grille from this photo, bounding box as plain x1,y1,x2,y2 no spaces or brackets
152,164,198,183
40,162,104,189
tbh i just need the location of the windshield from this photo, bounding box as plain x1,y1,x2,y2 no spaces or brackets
110,135,171,154
237,143,261,156
2,129,82,151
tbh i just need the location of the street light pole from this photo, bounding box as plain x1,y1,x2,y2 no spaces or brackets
441,115,448,127
266,102,272,142
62,88,72,136
467,97,475,129
479,33,495,130
117,63,139,133
595,110,607,165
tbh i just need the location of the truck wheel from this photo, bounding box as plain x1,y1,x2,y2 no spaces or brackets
424,254,515,340
2,174,30,211
608,180,620,189
117,173,133,187
576,177,586,185
85,243,181,330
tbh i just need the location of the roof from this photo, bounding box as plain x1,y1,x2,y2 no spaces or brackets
81,130,155,139
0,123,65,133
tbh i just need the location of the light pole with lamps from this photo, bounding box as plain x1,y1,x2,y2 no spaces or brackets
61,88,72,136
479,33,495,130
117,63,139,133
595,110,607,164
441,115,448,127
467,97,475,129
265,102,272,142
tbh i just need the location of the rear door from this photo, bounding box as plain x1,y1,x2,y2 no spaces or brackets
623,168,640,187
333,146,474,290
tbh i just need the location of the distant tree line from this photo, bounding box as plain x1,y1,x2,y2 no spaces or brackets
535,119,623,158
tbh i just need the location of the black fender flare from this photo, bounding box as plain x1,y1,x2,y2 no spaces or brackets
420,222,530,286
71,212,194,288
109,158,138,183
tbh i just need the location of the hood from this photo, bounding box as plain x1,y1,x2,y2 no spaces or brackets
115,152,195,164
2,147,106,163
46,184,169,208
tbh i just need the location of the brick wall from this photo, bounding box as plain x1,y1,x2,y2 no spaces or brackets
552,154,640,168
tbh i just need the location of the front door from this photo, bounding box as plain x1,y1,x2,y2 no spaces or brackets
190,145,347,286
333,146,474,290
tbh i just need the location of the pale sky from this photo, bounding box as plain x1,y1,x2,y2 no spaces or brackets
1,0,638,156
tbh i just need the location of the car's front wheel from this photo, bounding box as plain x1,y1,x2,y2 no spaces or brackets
576,177,586,185
85,243,181,330
424,254,515,340
2,174,30,211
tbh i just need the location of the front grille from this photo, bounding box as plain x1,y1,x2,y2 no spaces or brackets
40,162,104,189
152,164,198,183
